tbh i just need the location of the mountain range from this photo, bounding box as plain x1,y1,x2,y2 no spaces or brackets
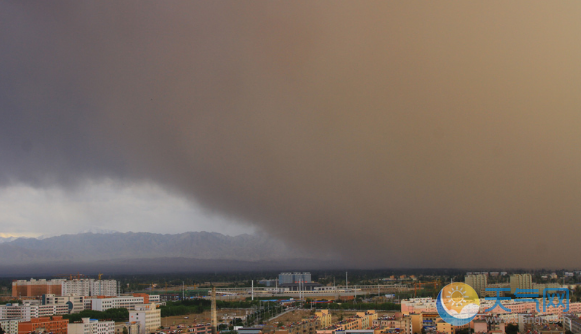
0,231,341,276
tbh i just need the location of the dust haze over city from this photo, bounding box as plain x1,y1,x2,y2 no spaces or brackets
2,1,581,272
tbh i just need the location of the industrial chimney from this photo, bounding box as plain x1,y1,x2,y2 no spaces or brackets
211,286,217,334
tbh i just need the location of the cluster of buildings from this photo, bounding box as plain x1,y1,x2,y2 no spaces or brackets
463,273,563,297
397,273,581,334
12,279,118,299
1,278,162,334
239,309,382,334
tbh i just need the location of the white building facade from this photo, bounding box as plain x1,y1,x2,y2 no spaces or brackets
91,296,145,311
62,279,118,297
129,304,161,334
0,319,20,334
69,318,115,334
43,294,86,313
0,303,70,321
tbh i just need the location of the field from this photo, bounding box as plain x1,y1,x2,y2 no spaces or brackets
159,306,396,329
160,309,249,327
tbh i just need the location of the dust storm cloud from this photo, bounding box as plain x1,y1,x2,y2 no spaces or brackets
1,2,581,267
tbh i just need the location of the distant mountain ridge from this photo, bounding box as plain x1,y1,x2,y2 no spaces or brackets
0,231,319,268
0,236,17,243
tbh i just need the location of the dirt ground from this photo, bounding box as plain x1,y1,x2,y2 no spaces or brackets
265,309,395,327
161,309,249,327
160,308,396,328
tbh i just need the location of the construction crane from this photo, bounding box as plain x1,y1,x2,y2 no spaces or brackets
98,273,103,280
53,273,85,280
136,283,155,291
413,280,441,298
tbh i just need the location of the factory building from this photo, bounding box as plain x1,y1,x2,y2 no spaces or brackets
278,273,312,284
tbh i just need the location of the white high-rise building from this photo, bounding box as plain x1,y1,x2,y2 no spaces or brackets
62,279,118,297
69,318,115,334
278,272,312,284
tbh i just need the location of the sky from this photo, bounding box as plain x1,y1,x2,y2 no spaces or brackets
0,181,254,238
1,2,581,268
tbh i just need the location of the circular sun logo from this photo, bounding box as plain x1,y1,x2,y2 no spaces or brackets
437,282,480,326
447,285,468,309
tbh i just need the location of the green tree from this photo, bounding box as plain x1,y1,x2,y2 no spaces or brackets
123,327,129,334
506,324,519,334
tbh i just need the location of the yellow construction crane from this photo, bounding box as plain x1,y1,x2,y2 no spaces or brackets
413,280,441,297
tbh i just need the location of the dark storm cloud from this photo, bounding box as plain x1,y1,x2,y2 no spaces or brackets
2,1,581,268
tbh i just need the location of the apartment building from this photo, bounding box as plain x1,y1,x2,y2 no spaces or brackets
91,296,145,311
410,313,439,334
0,319,20,334
510,274,532,294
12,279,65,298
315,310,332,328
68,318,115,334
185,324,211,334
319,311,377,333
13,279,118,298
0,303,70,321
129,304,161,334
43,294,85,314
465,274,487,296
63,279,118,297
401,298,437,315
18,316,68,334
563,315,581,334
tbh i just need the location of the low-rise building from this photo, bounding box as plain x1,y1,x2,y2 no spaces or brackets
91,296,146,311
317,311,378,334
563,315,581,334
0,303,70,321
316,310,332,328
115,322,140,334
186,324,211,334
69,318,115,334
18,316,68,334
42,294,85,314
